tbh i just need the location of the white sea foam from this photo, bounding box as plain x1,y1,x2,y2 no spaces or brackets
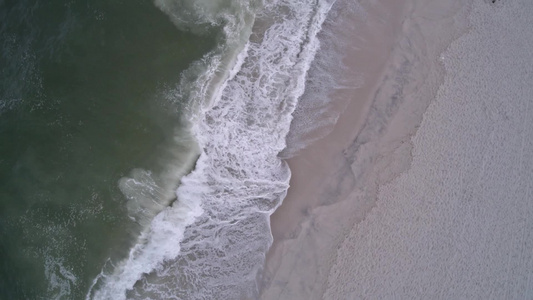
282,0,365,157
88,0,335,299
44,256,78,300
118,129,200,228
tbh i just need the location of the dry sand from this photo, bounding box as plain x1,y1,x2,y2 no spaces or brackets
261,0,533,299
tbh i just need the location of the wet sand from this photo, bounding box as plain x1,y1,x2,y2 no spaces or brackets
261,0,412,298
324,0,533,298
260,0,533,298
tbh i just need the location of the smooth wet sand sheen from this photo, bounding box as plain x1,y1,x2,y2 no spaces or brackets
262,0,412,297
261,0,533,298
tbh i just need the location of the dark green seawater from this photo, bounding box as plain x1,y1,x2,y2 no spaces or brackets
0,0,216,298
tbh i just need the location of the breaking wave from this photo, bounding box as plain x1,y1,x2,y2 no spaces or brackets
87,0,336,298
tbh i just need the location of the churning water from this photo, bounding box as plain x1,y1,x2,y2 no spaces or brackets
0,0,337,299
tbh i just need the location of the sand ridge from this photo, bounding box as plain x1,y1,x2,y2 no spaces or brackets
324,0,533,298
261,0,479,298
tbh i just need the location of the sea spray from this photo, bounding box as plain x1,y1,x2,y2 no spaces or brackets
88,0,335,299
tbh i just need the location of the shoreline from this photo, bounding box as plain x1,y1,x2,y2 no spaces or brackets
268,0,409,242
324,0,533,297
261,0,472,298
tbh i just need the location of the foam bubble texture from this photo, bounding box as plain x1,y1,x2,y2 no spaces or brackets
131,0,334,299
282,0,364,157
88,0,335,299
87,0,256,298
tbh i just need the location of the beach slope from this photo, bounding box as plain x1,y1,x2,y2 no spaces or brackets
262,0,533,298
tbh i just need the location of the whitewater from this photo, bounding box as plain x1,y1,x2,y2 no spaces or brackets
86,0,336,298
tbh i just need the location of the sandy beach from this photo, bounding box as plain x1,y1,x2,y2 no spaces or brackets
3,0,532,298
261,0,533,299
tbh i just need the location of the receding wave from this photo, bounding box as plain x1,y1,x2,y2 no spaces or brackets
87,0,335,299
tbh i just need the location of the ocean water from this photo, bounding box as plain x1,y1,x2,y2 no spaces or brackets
0,0,336,299
0,0,217,298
